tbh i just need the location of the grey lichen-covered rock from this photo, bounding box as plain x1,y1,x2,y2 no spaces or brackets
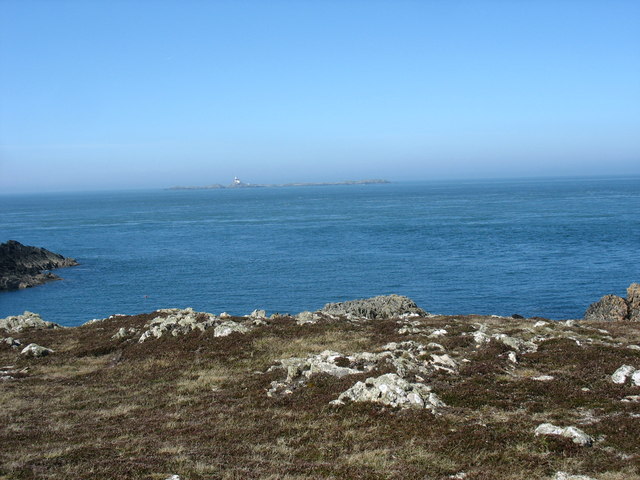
20,343,54,357
295,311,320,325
267,350,376,396
112,327,138,340
534,423,593,446
267,340,442,397
584,294,628,322
213,321,250,337
138,308,217,342
249,309,267,319
320,294,427,320
331,373,445,411
553,472,598,480
0,311,61,333
627,283,640,322
611,365,636,384
2,337,22,348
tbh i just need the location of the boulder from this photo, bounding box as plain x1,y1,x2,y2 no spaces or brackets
627,283,640,322
534,423,593,446
213,321,250,337
331,373,445,411
0,311,60,333
611,365,636,384
138,308,219,342
321,294,427,320
584,294,628,322
553,472,598,480
20,343,54,357
2,337,21,348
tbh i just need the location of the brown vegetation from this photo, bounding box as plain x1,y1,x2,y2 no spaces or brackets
1,312,639,479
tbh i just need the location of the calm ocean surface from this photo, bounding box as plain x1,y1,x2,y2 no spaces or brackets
1,177,639,326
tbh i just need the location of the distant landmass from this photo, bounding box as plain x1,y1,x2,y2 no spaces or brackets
167,177,390,190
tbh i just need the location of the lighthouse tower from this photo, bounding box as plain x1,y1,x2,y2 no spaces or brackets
233,176,241,185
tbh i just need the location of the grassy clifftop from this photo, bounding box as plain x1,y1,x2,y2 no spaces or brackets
1,306,640,480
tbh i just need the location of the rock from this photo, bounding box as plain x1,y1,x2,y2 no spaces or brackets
249,309,266,319
219,312,231,319
112,327,137,340
632,370,640,387
627,283,640,321
493,334,538,353
2,337,21,348
164,476,181,480
532,375,555,382
611,365,636,384
0,240,78,291
213,321,250,337
512,314,524,319
584,294,628,322
20,343,54,357
0,311,60,333
332,373,445,411
430,353,458,373
320,294,427,320
137,310,255,340
507,351,518,363
295,311,319,325
553,472,598,480
534,423,593,446
621,395,640,403
429,329,448,338
267,350,374,396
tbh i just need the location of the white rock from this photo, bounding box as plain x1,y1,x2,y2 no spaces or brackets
535,423,593,446
164,475,181,480
2,337,21,348
553,472,598,480
0,311,60,332
611,365,636,384
429,329,447,338
295,311,318,325
507,351,518,363
534,321,548,328
532,375,555,382
219,312,231,319
472,331,490,344
332,373,444,411
621,395,640,403
214,321,250,337
627,345,640,351
430,353,458,372
632,370,640,387
249,309,266,319
20,343,54,357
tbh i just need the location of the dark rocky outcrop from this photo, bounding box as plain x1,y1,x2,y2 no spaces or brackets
320,294,427,319
0,240,78,291
584,283,640,321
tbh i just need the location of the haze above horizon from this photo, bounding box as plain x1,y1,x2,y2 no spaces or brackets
1,1,639,194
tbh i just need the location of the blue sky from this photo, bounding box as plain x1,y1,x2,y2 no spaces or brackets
1,0,639,192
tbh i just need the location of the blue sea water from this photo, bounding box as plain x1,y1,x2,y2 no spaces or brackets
1,177,639,326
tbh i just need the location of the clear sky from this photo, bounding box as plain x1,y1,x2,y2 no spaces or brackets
1,0,639,193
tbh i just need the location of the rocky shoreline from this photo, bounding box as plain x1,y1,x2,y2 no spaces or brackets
1,291,639,479
0,240,79,291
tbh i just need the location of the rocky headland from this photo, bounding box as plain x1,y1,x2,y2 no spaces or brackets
0,240,79,291
1,290,639,479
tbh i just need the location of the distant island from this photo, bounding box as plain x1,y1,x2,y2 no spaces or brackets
167,177,390,190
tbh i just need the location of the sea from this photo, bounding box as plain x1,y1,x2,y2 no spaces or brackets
1,177,639,327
